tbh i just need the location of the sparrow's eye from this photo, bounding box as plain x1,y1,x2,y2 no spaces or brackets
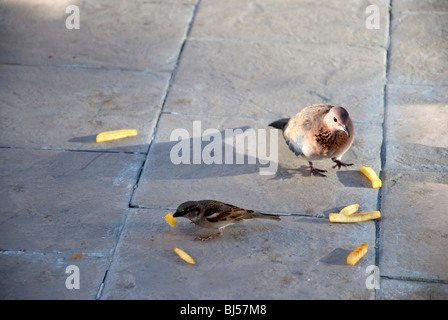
333,117,337,122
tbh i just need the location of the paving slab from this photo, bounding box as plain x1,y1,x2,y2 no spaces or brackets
0,148,144,254
100,208,376,300
379,279,448,300
164,39,386,122
0,252,108,300
392,0,448,15
132,113,382,214
0,64,169,152
384,85,448,172
191,0,389,47
0,0,196,71
388,10,448,86
1,0,446,301
379,171,448,281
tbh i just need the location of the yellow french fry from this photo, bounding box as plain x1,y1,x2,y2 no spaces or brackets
347,243,368,266
360,166,382,188
96,129,138,143
329,211,381,223
174,248,196,265
339,204,359,216
164,213,177,227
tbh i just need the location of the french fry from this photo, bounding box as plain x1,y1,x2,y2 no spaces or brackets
347,243,368,266
174,248,196,265
360,166,382,188
329,211,381,223
96,129,138,143
339,204,359,216
164,213,177,227
70,253,83,260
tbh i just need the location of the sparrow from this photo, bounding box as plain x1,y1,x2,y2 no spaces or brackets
269,104,354,177
173,200,281,241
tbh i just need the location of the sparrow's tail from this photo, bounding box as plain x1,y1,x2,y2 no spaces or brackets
250,212,281,221
268,118,290,131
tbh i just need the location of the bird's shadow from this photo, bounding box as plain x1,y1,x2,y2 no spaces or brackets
269,163,328,180
68,126,280,180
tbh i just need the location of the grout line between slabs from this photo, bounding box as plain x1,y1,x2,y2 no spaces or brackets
129,203,318,218
188,36,389,51
94,0,203,300
375,0,393,300
159,111,388,126
0,61,173,75
0,145,147,155
128,0,202,209
94,208,132,299
381,275,448,285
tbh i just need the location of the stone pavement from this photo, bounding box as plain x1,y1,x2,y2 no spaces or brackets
0,0,447,300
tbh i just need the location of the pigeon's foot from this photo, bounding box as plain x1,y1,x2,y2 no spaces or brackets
331,158,354,170
309,161,327,177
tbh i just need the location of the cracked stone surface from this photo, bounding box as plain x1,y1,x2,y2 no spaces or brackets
132,113,383,215
0,148,144,253
0,0,447,300
0,0,196,71
101,209,376,300
0,65,170,152
163,39,386,122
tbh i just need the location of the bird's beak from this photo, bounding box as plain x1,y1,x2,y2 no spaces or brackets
173,211,181,217
341,125,350,138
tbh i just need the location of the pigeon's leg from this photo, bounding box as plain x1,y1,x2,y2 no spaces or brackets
308,161,327,177
331,158,353,170
195,228,224,241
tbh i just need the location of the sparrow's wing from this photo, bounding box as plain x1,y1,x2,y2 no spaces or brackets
203,202,250,222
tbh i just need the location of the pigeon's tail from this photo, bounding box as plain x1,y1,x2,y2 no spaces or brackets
269,118,290,131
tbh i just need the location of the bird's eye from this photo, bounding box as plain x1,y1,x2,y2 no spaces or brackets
333,117,337,122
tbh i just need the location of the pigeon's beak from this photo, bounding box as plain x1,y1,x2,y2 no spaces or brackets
341,125,350,138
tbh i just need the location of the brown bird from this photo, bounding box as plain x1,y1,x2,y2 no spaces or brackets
269,104,354,177
173,200,281,241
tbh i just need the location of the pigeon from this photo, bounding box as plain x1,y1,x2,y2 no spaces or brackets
173,200,281,241
269,104,354,176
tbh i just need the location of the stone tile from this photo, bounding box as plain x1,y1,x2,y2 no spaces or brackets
191,0,389,47
0,65,170,152
145,0,198,3
132,113,383,214
0,252,108,299
0,0,195,71
0,148,144,254
379,171,448,281
387,84,448,105
380,279,448,300
392,0,448,13
164,39,386,123
389,12,448,85
100,209,376,299
384,85,448,172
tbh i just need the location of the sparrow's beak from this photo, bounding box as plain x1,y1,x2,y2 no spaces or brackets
173,211,181,217
341,125,350,138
